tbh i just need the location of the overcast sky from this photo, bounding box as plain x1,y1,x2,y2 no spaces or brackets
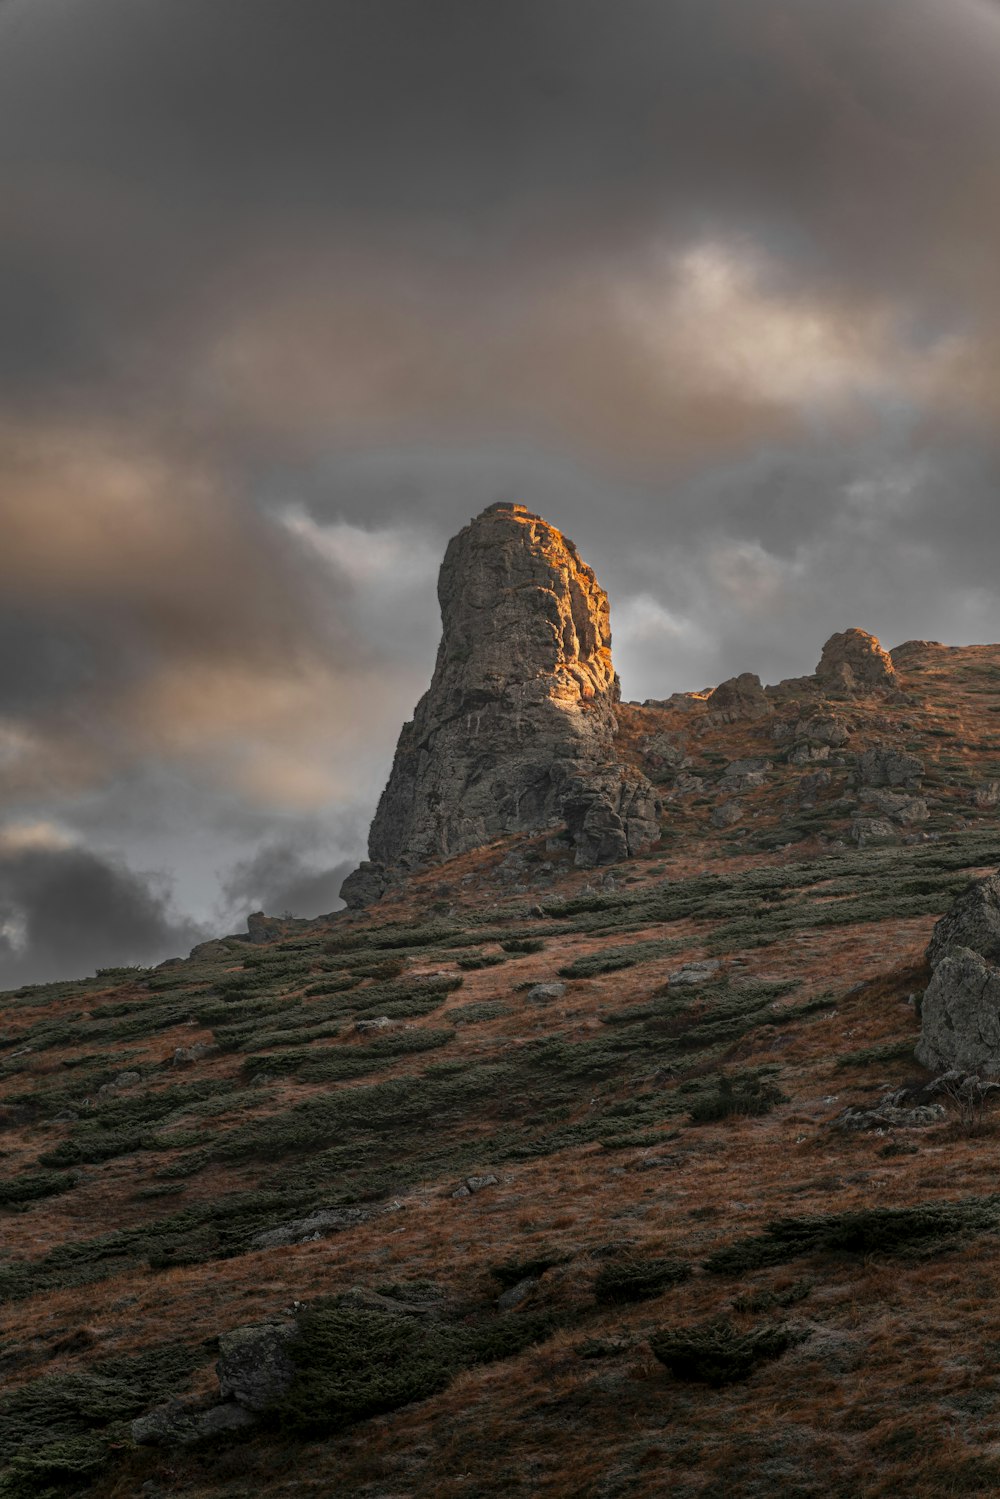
3,0,1000,984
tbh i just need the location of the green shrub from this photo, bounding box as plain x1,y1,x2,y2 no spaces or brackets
0,1343,201,1498
593,1256,692,1304
687,1074,786,1124
449,1001,513,1024
704,1196,1000,1276
0,1170,76,1207
649,1318,803,1386
274,1300,556,1436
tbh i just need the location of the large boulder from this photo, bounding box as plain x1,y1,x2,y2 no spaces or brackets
339,861,391,910
815,629,897,694
926,873,1000,971
856,745,924,790
560,769,661,867
707,672,771,723
216,1322,297,1413
916,947,1000,1075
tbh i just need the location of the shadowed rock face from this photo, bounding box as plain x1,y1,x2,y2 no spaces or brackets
342,503,659,903
917,873,1000,1073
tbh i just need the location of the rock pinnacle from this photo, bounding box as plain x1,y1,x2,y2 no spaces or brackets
341,503,660,905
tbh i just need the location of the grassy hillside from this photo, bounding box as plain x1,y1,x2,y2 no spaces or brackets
4,642,1000,1498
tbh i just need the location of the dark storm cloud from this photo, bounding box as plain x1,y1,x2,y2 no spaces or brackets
0,834,205,989
2,0,1000,954
220,839,356,924
3,0,998,426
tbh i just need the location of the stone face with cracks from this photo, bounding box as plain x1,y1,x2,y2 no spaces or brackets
343,503,659,902
815,629,898,693
927,873,1000,971
916,947,1000,1075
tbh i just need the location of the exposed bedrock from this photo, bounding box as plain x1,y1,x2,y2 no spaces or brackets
342,503,660,904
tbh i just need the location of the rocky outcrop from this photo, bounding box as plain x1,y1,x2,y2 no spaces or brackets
815,629,897,693
707,672,771,723
340,861,392,911
917,948,1000,1075
342,504,660,902
857,745,924,790
560,768,661,867
926,873,1000,972
918,873,1000,1073
857,788,929,825
216,1322,298,1412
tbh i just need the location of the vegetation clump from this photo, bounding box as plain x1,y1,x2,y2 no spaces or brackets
649,1318,804,1386
273,1299,557,1436
593,1256,692,1304
705,1197,1000,1275
687,1073,786,1124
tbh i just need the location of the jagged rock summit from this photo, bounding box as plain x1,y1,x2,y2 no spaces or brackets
341,503,660,906
815,628,897,693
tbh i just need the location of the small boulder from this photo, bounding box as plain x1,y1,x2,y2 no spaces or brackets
711,800,744,828
788,743,831,766
719,759,771,792
668,959,722,988
850,816,897,847
246,912,284,944
640,734,690,771
524,982,566,1006
188,939,233,962
97,1071,142,1097
670,773,705,796
497,1277,538,1311
131,1400,254,1447
834,1103,946,1131
452,1173,498,1198
339,861,391,910
173,1043,219,1066
355,1016,398,1034
858,789,929,825
972,781,1000,809
797,716,850,748
250,1202,402,1251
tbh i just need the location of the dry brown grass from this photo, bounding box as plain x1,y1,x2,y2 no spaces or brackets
6,647,1000,1495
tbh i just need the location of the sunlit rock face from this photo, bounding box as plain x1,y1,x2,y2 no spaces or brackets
343,503,659,901
815,629,897,693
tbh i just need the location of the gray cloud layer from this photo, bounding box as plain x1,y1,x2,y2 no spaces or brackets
2,0,1000,982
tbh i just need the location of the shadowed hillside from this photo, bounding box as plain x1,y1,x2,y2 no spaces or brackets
4,633,1000,1496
